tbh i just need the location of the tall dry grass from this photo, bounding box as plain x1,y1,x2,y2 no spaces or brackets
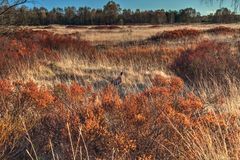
0,25,240,159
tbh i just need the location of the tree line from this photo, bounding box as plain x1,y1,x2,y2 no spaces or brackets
0,1,240,25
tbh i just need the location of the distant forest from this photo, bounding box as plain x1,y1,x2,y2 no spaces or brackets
1,0,240,25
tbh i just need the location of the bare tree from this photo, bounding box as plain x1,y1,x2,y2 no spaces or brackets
0,0,28,35
0,0,27,16
202,0,240,10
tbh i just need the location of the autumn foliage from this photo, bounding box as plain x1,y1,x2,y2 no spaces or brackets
90,25,121,30
0,29,93,75
0,75,239,159
171,40,240,84
205,26,238,34
0,28,240,159
150,29,201,41
149,27,240,42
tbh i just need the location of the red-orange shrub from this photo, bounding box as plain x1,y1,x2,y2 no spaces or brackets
177,93,203,116
0,78,239,159
101,85,122,110
0,29,94,76
171,40,239,84
20,81,54,108
0,80,12,97
150,29,201,41
90,25,121,30
205,26,237,34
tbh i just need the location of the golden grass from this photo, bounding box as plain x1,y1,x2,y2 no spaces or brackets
28,24,240,44
1,24,240,159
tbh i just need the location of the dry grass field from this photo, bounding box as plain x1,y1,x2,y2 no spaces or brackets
1,24,240,159
29,23,240,44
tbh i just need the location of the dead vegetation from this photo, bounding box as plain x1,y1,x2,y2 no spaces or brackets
0,25,240,159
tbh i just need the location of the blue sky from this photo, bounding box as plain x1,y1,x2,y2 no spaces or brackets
28,0,234,15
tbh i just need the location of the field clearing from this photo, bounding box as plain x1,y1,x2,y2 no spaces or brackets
1,24,240,159
15,24,240,88
29,23,240,44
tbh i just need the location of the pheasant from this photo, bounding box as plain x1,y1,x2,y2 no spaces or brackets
111,72,123,86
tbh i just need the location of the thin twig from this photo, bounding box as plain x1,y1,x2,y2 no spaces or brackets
66,122,76,160
21,117,39,160
26,149,35,160
0,0,28,16
79,126,90,160
49,139,56,160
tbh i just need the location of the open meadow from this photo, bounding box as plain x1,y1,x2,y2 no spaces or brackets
1,24,240,159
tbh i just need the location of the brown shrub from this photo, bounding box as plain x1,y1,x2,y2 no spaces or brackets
150,29,201,41
42,25,55,29
0,29,94,76
90,25,121,30
65,25,89,29
0,77,239,159
205,26,238,34
10,29,92,52
148,25,161,28
171,40,240,85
